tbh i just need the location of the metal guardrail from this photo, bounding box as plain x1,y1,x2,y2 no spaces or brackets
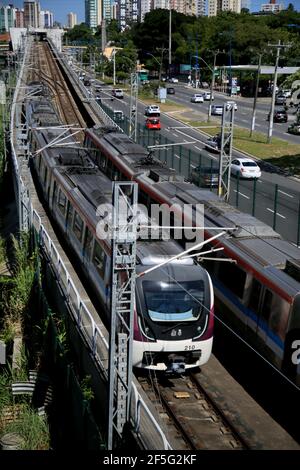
9,33,171,451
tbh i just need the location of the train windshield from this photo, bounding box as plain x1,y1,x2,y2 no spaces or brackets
143,280,205,322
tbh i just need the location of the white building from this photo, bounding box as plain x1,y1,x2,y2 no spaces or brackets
208,0,241,16
261,1,284,12
40,10,54,28
67,12,78,29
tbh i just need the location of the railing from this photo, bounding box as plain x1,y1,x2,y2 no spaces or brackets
9,34,171,451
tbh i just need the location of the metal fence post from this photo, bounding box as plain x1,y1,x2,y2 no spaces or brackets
236,173,240,207
179,145,182,174
252,178,257,216
188,150,191,179
273,184,278,230
297,196,300,247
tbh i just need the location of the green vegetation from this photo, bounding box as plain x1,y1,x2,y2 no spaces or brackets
65,10,300,85
181,119,300,170
2,405,50,450
80,375,95,403
1,233,36,323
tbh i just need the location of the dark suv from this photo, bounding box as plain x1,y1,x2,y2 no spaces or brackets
190,166,219,187
268,108,288,123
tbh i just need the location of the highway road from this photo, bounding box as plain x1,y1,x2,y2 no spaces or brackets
84,78,300,246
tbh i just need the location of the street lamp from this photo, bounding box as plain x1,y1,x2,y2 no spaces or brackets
146,49,167,83
207,50,222,122
250,52,263,137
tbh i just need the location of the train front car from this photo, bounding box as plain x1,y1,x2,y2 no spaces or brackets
133,242,214,374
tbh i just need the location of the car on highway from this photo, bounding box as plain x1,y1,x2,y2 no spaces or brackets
145,117,161,130
190,166,219,187
275,94,286,105
267,108,288,123
288,123,300,135
231,158,261,179
225,101,237,111
204,134,230,153
113,110,125,122
111,89,124,99
202,91,214,101
168,77,179,83
167,87,175,94
210,104,223,115
191,93,204,103
145,105,160,116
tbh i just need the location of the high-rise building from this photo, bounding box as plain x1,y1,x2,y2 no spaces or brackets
261,0,284,12
85,0,104,29
24,1,40,28
208,0,241,16
40,10,54,28
67,12,78,29
16,9,25,28
0,5,16,32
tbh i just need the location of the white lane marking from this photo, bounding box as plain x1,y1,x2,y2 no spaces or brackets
257,179,262,183
292,243,300,248
233,190,250,199
194,146,202,151
266,208,286,219
278,189,294,198
165,128,170,132
173,132,179,137
190,164,196,168
174,154,180,159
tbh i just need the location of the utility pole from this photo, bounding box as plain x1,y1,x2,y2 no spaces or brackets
168,3,172,78
208,50,220,122
129,66,138,142
101,19,107,80
267,40,291,143
250,53,262,137
107,182,138,450
218,104,235,201
113,49,116,86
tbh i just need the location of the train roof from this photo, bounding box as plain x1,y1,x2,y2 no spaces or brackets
55,165,195,268
86,127,300,293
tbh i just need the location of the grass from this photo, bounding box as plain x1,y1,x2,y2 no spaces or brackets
1,233,36,323
2,404,50,450
0,237,6,265
180,117,300,173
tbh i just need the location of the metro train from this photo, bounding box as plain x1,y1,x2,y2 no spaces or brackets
84,127,300,385
25,90,214,373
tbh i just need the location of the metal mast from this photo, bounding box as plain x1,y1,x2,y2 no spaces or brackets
107,182,138,450
218,104,235,201
129,69,138,142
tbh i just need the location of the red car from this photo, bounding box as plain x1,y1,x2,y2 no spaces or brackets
145,117,161,130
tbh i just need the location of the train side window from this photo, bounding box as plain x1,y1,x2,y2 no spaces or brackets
57,190,67,216
261,289,273,322
73,211,84,242
83,228,93,260
217,262,246,299
248,278,262,313
66,202,74,228
93,242,106,279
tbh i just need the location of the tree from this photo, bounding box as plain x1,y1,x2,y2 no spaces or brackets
64,23,94,44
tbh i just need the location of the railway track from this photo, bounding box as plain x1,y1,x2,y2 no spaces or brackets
28,41,86,139
138,372,249,450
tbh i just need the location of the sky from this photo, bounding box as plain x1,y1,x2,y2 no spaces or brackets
2,1,300,26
